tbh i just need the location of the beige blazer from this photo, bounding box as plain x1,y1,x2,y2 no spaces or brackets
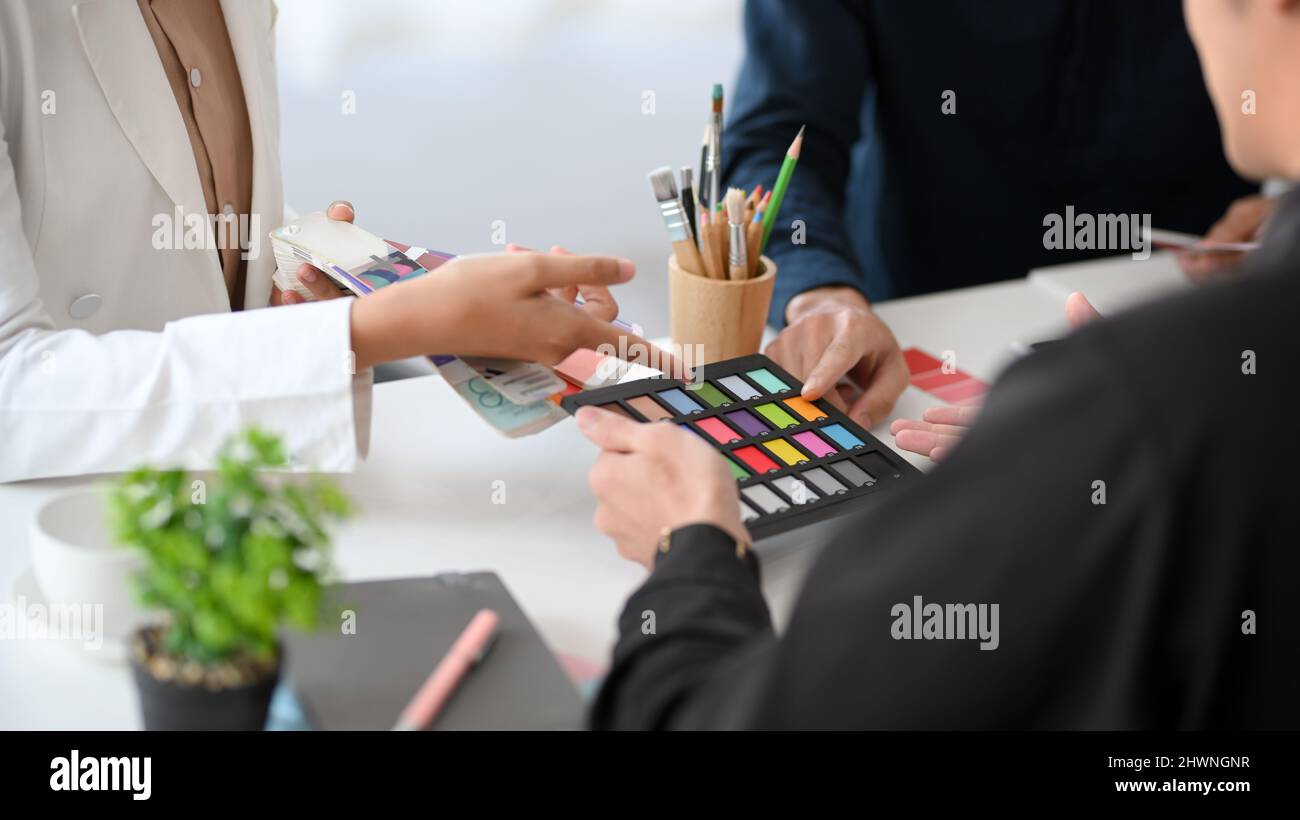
0,0,369,482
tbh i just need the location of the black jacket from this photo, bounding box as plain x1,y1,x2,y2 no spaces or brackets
592,192,1300,730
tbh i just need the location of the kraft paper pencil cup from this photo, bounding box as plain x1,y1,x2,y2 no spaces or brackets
669,254,776,364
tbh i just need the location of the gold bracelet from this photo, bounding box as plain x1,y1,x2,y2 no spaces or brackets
658,526,752,560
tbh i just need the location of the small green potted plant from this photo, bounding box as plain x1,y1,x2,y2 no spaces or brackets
109,428,351,731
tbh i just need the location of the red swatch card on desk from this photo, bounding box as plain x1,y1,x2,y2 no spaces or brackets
902,348,988,405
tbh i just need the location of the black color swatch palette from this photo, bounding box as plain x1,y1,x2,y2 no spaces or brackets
562,354,921,540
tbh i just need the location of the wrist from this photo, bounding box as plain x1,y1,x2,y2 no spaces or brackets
786,285,871,323
655,522,754,567
348,294,388,372
349,282,449,371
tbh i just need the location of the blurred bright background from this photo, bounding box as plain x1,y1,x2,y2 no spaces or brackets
276,0,745,337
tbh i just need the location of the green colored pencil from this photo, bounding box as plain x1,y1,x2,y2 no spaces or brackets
760,125,805,252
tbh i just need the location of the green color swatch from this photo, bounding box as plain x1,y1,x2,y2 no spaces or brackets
723,456,749,480
755,402,799,429
688,381,732,407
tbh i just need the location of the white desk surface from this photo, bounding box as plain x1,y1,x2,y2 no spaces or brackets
0,254,1185,729
1028,251,1189,316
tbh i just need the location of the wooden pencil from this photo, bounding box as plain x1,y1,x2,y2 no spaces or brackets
714,219,728,280
746,221,762,279
698,211,721,280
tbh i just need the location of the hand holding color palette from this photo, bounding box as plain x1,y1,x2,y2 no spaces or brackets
575,404,750,569
564,354,920,540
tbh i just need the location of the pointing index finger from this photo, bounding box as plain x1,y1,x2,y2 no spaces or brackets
528,255,635,290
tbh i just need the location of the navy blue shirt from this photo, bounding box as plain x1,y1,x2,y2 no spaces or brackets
722,0,1256,324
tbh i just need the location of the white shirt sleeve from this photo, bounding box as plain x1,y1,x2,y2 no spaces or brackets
0,296,373,482
0,86,371,482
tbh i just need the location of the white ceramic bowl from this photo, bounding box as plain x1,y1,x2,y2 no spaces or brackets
28,487,150,661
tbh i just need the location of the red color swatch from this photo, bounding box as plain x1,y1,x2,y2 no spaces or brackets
902,347,988,406
732,445,780,474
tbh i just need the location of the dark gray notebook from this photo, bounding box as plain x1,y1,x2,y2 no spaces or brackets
284,572,585,730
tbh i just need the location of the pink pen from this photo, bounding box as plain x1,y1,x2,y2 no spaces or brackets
392,609,501,731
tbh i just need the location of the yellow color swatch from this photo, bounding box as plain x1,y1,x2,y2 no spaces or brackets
763,438,808,466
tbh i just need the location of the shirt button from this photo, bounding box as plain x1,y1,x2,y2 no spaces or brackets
68,293,102,320
190,67,202,88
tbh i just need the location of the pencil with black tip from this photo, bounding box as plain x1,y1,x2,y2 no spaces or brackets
680,167,698,246
760,125,805,252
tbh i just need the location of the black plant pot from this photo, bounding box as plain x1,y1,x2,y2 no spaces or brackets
128,629,280,731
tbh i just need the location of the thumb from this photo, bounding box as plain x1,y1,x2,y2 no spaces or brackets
1065,292,1102,328
575,406,645,453
847,352,909,429
327,200,355,223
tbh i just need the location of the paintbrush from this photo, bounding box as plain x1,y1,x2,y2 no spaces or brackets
648,166,705,276
726,188,748,281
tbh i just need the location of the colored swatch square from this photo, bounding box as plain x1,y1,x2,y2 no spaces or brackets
820,424,865,450
746,368,790,393
658,388,703,414
773,475,818,505
627,394,672,422
724,456,750,480
783,396,827,421
792,430,837,458
755,402,799,429
738,498,760,521
718,375,761,400
829,460,875,487
857,452,900,481
742,484,788,513
725,409,770,437
802,467,847,495
763,439,809,466
733,445,780,474
696,416,741,444
686,381,733,408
